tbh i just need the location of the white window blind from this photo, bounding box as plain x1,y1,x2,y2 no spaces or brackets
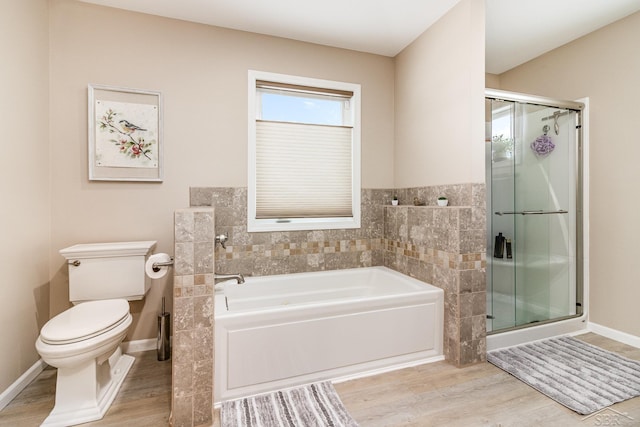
256,121,352,218
248,70,361,232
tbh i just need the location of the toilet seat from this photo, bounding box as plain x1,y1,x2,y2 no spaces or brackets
40,299,130,345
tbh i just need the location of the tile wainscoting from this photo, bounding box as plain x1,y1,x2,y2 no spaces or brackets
171,185,485,425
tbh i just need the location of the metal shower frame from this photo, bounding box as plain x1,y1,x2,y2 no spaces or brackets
485,88,585,334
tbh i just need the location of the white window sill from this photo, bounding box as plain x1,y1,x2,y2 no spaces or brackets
248,216,360,232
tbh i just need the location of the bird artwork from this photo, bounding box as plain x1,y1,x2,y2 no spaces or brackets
96,105,156,164
119,119,147,134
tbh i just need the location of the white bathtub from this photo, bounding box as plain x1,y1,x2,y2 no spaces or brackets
214,266,444,403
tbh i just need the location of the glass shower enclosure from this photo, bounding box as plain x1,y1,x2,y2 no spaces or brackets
485,89,584,333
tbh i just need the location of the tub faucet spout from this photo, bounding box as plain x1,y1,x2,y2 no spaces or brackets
214,273,245,284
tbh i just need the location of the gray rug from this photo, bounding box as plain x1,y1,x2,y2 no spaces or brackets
487,336,640,415
221,381,359,427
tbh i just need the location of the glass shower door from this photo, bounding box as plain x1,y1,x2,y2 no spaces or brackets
487,98,580,332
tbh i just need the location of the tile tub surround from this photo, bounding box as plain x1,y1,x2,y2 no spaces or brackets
187,185,486,367
172,208,215,427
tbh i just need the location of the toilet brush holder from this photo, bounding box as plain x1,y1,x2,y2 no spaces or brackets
157,297,171,361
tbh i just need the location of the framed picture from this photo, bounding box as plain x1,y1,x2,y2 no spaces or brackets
88,84,163,181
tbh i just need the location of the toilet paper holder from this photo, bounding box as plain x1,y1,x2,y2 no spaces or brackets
152,256,174,272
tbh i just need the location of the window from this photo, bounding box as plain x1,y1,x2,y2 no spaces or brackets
248,70,361,232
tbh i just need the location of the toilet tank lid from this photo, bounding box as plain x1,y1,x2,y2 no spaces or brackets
59,241,157,259
40,299,130,344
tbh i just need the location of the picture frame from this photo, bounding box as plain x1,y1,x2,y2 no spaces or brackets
88,84,163,181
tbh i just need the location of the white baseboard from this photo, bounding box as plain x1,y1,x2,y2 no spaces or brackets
0,359,47,412
588,322,640,349
122,338,157,353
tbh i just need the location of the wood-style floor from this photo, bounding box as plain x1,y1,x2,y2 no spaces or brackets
336,333,640,426
1,333,639,426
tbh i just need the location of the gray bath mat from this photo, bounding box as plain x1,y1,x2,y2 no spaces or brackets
487,336,640,415
221,381,359,427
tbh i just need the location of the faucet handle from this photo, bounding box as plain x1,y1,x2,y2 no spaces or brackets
215,233,228,249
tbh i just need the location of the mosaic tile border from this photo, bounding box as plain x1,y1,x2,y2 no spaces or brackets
215,239,384,261
384,239,485,271
213,238,484,271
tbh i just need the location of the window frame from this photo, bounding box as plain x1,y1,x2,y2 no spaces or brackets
247,70,361,232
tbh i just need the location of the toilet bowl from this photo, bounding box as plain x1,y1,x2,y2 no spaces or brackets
36,299,134,427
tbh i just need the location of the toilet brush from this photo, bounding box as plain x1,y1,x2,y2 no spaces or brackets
157,297,171,361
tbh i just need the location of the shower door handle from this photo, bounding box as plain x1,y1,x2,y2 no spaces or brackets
494,209,568,216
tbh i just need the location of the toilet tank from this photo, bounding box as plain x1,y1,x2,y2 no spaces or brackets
59,241,157,303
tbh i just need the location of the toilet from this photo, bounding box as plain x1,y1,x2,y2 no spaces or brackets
36,241,156,427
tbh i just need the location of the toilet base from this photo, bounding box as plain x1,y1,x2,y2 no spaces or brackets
41,348,135,427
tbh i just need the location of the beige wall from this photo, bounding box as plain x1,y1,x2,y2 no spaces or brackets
498,11,640,337
394,0,485,188
48,0,395,339
0,0,50,393
485,73,500,89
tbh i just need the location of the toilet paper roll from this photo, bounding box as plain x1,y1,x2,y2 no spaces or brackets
146,253,172,279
